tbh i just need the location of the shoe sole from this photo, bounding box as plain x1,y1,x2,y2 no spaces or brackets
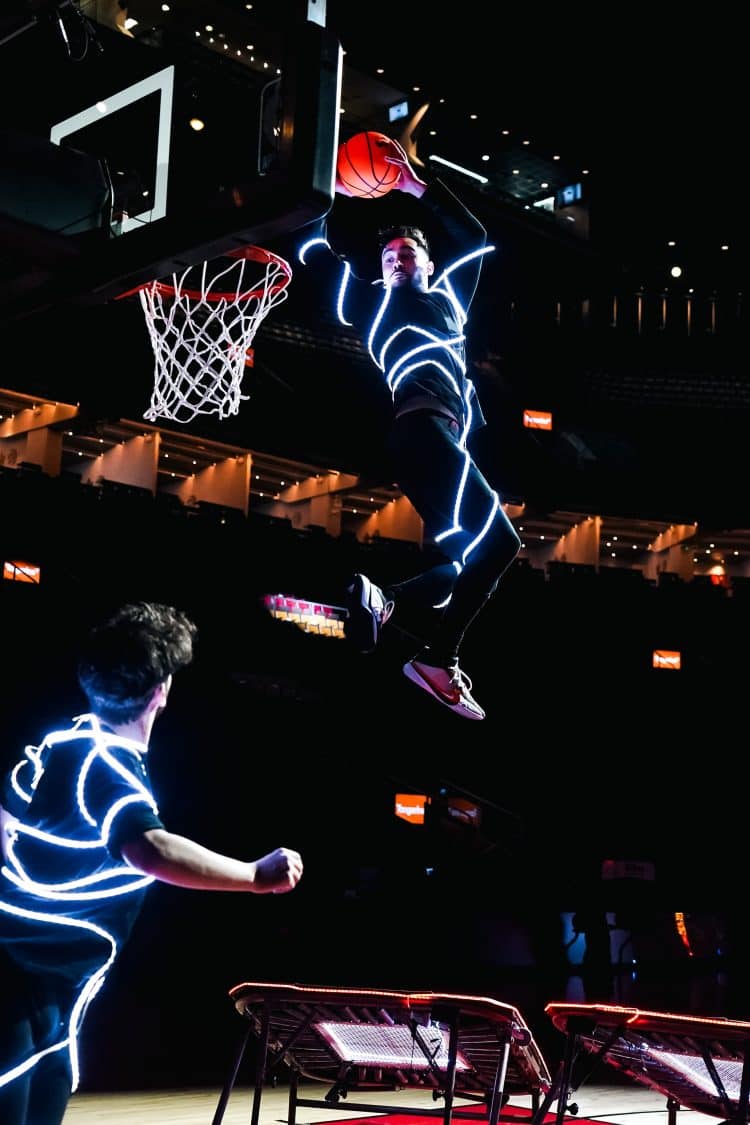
344,575,379,652
403,661,484,720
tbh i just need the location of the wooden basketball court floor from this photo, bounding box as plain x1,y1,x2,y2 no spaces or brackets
62,1080,689,1125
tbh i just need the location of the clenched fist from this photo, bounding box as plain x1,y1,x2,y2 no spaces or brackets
252,846,303,894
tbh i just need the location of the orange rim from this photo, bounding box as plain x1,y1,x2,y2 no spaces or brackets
116,245,292,302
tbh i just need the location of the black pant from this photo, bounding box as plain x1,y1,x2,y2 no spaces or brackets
0,949,73,1125
385,409,521,665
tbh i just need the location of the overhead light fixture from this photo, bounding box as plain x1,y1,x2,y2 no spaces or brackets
427,155,488,184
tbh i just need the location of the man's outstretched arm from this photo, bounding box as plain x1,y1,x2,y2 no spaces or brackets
121,830,303,894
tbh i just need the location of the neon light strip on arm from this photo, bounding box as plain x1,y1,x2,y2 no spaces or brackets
297,237,330,264
434,245,495,286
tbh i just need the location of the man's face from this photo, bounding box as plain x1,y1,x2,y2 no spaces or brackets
381,237,434,291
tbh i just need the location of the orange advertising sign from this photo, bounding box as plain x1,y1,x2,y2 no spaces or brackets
523,409,553,430
3,560,41,584
653,649,681,670
394,794,428,825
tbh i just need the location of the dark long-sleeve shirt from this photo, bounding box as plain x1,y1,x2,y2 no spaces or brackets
298,178,493,437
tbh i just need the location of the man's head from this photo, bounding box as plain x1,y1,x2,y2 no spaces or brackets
378,225,434,291
77,602,197,726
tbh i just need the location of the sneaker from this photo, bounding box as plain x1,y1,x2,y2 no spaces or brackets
344,573,394,653
402,656,485,720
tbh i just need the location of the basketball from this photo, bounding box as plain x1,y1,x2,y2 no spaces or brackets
336,131,402,199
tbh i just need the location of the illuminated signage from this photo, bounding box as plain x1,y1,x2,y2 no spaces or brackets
394,794,428,825
653,649,681,670
263,593,346,638
556,182,582,207
523,409,553,430
3,560,41,583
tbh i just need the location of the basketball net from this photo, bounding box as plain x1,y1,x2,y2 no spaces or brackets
137,246,292,425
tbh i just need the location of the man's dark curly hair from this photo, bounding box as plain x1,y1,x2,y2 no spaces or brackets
77,602,197,725
378,224,430,257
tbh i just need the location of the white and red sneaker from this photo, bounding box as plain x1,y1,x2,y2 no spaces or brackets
403,656,485,720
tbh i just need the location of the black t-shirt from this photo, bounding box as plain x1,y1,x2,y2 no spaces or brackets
0,712,164,987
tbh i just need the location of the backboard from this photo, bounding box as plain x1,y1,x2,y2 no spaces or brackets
0,0,341,322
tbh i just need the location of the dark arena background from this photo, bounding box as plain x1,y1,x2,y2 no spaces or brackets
0,0,748,1112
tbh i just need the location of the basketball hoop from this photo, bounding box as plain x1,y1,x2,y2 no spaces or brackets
135,246,292,425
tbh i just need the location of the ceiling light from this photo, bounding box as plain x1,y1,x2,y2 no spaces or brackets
428,154,488,184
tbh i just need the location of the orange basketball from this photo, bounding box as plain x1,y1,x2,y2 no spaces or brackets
336,131,401,199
